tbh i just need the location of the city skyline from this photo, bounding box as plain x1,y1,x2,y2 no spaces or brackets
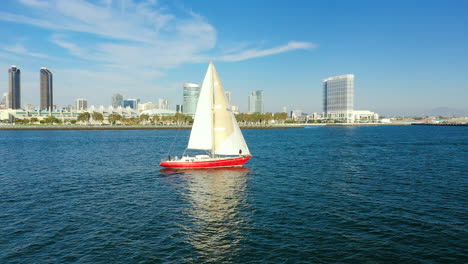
0,0,467,115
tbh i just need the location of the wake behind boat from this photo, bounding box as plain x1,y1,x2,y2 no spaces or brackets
160,62,251,169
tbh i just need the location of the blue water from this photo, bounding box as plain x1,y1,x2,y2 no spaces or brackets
0,126,467,263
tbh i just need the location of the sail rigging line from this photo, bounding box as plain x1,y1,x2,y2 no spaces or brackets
165,115,183,159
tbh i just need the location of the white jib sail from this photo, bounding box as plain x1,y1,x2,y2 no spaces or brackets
187,63,214,150
211,63,251,156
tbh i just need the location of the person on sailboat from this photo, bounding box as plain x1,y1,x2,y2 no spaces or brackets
239,149,242,156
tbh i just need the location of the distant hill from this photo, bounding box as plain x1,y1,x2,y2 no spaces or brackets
423,107,468,117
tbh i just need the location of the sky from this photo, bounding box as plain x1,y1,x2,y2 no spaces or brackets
0,0,467,115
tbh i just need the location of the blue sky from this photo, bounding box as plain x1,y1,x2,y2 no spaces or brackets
0,0,467,115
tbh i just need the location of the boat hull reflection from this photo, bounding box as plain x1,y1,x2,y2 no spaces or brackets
160,167,250,262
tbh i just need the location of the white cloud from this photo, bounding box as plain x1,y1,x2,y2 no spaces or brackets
216,41,316,62
18,0,49,8
0,0,315,106
1,43,49,58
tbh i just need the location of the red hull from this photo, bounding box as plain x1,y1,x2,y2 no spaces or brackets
160,156,251,168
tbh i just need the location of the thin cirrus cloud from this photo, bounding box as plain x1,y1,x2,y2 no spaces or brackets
1,0,315,68
0,0,315,106
1,43,49,58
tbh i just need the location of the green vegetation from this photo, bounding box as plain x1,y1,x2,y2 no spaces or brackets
235,112,287,125
77,112,91,123
108,113,122,125
43,116,60,124
92,112,104,123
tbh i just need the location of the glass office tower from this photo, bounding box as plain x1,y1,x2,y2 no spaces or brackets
112,93,123,108
40,67,53,111
183,83,201,116
248,90,264,113
8,65,21,109
323,74,354,122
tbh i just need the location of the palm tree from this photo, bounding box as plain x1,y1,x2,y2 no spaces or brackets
77,112,91,124
92,112,104,124
108,113,122,125
140,114,150,124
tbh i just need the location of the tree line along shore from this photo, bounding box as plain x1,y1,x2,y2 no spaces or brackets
5,112,302,126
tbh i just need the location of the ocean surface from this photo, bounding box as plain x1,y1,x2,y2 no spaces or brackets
0,126,467,263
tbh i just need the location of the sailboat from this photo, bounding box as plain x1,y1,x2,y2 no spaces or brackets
159,62,251,168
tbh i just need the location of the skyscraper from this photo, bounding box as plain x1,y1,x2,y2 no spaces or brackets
112,93,123,108
183,83,201,116
8,65,21,109
323,74,354,122
76,98,88,111
40,67,53,111
248,90,264,113
158,98,168,110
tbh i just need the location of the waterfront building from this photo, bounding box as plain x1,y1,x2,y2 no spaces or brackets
123,99,138,109
8,65,21,109
231,105,239,114
323,74,354,122
40,67,53,111
140,108,177,116
248,90,264,113
353,110,379,122
76,98,88,111
1,92,9,108
112,93,123,108
138,102,157,112
158,98,169,110
225,91,232,105
183,83,200,116
291,109,302,120
176,104,183,113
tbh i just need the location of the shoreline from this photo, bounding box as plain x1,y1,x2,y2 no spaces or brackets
0,123,418,130
0,125,304,130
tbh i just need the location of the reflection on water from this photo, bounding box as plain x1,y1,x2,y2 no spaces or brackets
160,167,250,262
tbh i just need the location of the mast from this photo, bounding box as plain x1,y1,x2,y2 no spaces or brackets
211,62,215,158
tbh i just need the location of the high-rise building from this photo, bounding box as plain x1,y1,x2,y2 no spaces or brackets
40,67,53,111
323,74,354,122
225,91,232,105
158,98,168,110
8,65,21,109
76,98,88,111
123,99,138,109
183,83,201,116
176,104,183,113
112,93,123,108
248,90,264,113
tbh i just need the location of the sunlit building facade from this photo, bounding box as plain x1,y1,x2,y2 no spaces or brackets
323,74,354,122
248,90,264,113
183,83,200,116
76,98,88,111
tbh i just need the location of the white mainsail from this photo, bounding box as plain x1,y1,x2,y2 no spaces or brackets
187,63,214,150
187,62,251,156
